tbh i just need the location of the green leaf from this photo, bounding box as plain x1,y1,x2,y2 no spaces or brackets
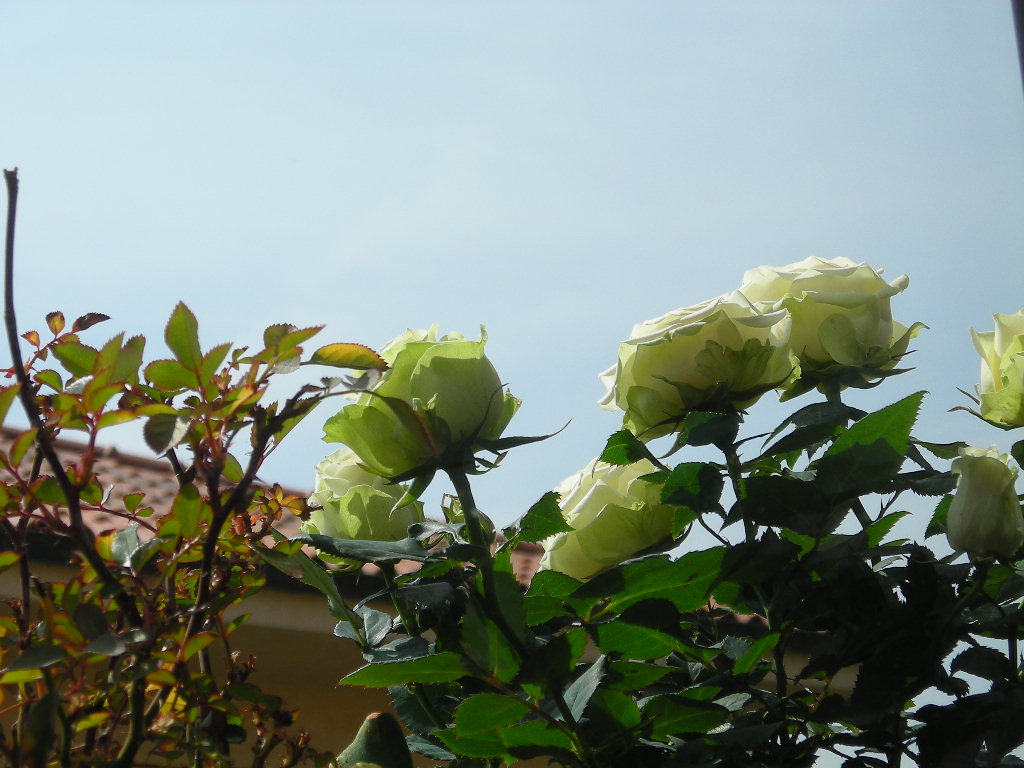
642,695,729,740
574,548,724,614
143,413,190,453
524,569,583,625
340,652,469,686
607,660,671,692
46,311,65,335
739,475,840,536
951,647,1013,683
0,384,21,426
84,633,127,657
676,411,742,450
828,391,924,456
595,622,681,660
33,370,62,393
562,655,606,722
145,359,198,390
10,428,37,467
733,632,779,675
293,533,429,564
661,462,724,512
164,302,202,370
436,728,507,760
72,312,109,332
461,599,520,682
0,552,20,575
600,430,655,466
500,720,575,757
916,440,969,461
73,604,107,640
926,495,952,538
181,632,216,661
96,410,138,429
199,342,231,384
252,540,355,622
51,341,97,378
516,491,572,543
455,693,530,734
6,644,67,672
111,524,141,568
1013,440,1024,471
308,343,387,370
171,485,202,539
815,439,906,498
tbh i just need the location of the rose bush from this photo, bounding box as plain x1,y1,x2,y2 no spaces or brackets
304,447,424,547
322,327,519,479
739,256,922,395
945,446,1024,558
539,458,679,580
599,292,795,439
971,309,1024,428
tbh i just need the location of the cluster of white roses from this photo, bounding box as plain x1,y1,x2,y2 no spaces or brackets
600,256,921,440
542,256,922,579
303,256,1024,576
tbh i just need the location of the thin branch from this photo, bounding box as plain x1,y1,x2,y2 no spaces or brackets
3,169,141,626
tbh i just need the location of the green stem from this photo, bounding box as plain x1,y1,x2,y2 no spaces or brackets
380,562,418,636
445,466,599,768
723,446,754,543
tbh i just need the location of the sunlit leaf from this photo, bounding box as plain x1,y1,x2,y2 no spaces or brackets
51,341,98,378
0,385,21,427
71,312,110,332
45,311,65,335
143,413,190,453
307,343,387,370
145,359,197,391
516,492,572,542
164,302,202,370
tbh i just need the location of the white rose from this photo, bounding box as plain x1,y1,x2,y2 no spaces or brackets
323,326,519,479
539,459,677,581
599,292,796,439
946,446,1024,559
305,447,424,544
970,309,1024,428
739,256,922,394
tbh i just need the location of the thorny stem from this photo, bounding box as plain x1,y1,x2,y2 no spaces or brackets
444,465,600,768
3,169,141,626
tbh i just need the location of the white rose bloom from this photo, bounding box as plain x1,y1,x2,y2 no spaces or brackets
305,447,424,544
946,446,1024,559
599,292,796,439
739,257,922,394
539,459,677,581
970,309,1024,428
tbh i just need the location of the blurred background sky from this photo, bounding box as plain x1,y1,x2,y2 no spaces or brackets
1,2,1023,534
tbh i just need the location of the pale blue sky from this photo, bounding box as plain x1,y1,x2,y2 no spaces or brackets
1,2,1023,532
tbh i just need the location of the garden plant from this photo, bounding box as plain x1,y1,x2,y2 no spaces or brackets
2,160,1024,768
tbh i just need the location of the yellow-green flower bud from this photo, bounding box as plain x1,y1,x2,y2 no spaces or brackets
971,309,1024,428
946,446,1024,559
323,327,518,479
